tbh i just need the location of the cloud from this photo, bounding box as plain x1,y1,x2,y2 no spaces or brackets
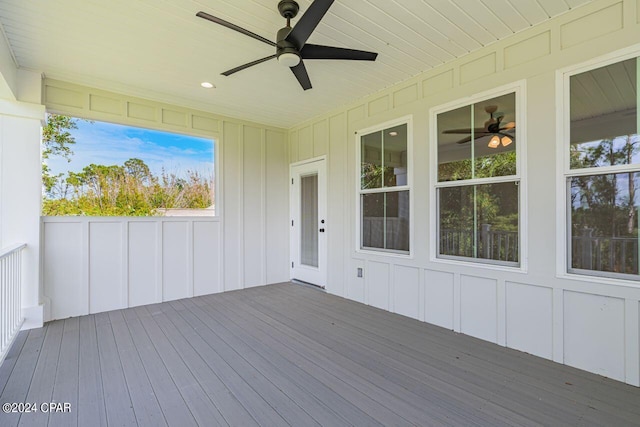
46,120,215,179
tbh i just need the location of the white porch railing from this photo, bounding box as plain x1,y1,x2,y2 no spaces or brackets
0,243,25,365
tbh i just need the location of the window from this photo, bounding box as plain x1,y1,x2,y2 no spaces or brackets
435,90,521,266
566,56,639,279
358,119,411,254
42,115,215,216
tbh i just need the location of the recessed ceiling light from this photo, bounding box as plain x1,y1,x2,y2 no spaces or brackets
200,82,215,89
389,131,398,136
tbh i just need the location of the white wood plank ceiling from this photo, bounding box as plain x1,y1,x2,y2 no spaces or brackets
0,0,593,128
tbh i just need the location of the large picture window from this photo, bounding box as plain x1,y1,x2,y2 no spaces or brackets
435,91,520,265
42,114,215,216
566,56,640,279
358,120,410,254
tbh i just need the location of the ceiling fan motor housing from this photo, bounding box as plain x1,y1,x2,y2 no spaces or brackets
276,26,300,62
278,0,299,19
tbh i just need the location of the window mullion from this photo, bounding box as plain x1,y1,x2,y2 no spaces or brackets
383,192,387,250
470,105,475,180
360,186,410,194
567,164,640,177
435,176,519,188
381,130,385,190
473,185,478,258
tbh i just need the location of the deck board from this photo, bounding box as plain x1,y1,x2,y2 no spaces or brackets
120,308,198,427
152,302,291,426
218,288,532,426
0,329,45,427
108,310,168,427
0,330,28,397
1,283,640,427
94,311,138,427
205,291,475,426
77,315,107,427
181,296,386,426
257,284,637,426
18,319,63,427
287,285,640,422
131,305,232,426
172,298,356,427
282,283,640,420
48,317,80,427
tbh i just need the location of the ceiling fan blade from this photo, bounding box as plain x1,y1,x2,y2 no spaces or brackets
285,0,334,49
442,128,488,134
501,121,516,130
497,132,516,139
455,136,473,144
290,61,312,90
301,44,377,61
196,11,276,47
221,55,277,76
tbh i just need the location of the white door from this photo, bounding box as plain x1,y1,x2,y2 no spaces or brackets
290,159,327,287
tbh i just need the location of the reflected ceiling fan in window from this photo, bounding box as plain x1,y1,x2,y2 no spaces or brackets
196,0,378,90
443,105,516,148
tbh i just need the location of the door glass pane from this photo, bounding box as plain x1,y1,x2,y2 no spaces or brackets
300,174,318,267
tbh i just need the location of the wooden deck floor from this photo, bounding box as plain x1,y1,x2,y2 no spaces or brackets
1,283,639,427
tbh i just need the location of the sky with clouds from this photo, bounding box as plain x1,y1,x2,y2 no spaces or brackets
46,118,215,180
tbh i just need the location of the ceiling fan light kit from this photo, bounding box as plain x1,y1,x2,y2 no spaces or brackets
443,104,516,148
278,52,301,67
196,0,378,90
488,135,501,148
487,134,513,148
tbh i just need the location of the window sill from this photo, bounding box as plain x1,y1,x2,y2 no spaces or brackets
430,255,526,274
41,215,220,222
356,248,413,260
557,271,640,289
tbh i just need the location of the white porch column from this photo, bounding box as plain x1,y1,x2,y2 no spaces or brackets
0,72,45,329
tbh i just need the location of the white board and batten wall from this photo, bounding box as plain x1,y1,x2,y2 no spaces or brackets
289,0,640,386
43,217,221,319
42,80,290,320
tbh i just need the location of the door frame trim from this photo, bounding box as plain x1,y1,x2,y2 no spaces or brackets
290,155,327,168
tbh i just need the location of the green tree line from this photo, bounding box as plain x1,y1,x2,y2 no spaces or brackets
42,114,213,216
570,135,639,237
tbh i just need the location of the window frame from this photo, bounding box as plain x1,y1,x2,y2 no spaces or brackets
41,112,219,218
558,46,640,283
355,115,414,257
429,81,527,271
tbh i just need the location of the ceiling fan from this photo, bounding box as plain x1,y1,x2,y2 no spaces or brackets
443,105,516,148
196,0,378,90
